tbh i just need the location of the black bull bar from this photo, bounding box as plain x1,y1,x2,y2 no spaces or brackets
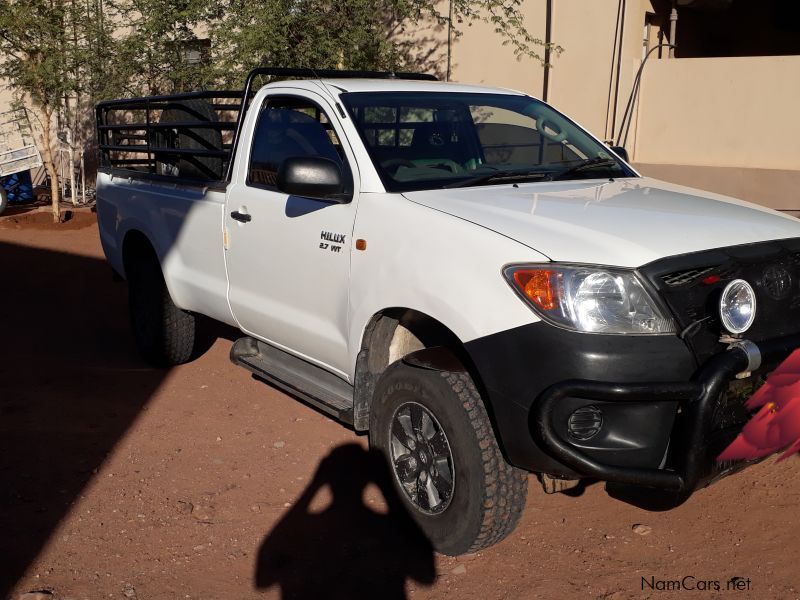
530,334,800,492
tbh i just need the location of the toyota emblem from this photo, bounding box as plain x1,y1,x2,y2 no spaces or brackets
762,265,793,300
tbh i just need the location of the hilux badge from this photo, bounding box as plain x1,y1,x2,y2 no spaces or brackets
762,265,792,300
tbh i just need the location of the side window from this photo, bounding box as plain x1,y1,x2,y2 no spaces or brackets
248,96,346,188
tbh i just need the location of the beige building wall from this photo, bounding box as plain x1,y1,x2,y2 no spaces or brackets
545,0,651,142
448,0,653,143
632,55,800,210
635,55,800,170
447,1,547,97
0,84,15,115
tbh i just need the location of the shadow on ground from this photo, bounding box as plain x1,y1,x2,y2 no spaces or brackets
1,203,40,218
0,241,169,596
254,443,436,600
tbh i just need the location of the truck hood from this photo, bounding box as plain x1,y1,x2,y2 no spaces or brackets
402,177,800,267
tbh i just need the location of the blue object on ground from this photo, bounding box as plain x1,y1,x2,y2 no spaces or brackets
0,170,34,203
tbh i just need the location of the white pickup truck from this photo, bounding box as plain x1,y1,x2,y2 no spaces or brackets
96,67,800,555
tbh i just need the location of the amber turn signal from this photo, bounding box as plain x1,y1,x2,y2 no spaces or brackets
355,239,367,251
512,269,558,311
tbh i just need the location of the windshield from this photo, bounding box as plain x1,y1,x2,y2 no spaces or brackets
340,92,635,192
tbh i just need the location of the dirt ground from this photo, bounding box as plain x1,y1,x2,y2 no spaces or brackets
2,218,799,600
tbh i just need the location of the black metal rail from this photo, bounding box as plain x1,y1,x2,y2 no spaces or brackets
95,89,244,181
96,67,438,184
530,333,800,493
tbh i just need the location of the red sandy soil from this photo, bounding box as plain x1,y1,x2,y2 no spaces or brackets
1,219,799,600
0,205,96,231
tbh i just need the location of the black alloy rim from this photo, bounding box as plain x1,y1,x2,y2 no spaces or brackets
389,401,455,515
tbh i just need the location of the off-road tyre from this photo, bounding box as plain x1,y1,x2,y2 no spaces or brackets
0,186,8,215
127,253,196,367
152,98,224,180
370,360,528,555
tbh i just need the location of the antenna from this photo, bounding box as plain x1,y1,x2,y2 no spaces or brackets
305,64,342,110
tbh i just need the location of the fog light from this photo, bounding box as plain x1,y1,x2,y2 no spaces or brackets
719,279,756,334
567,405,603,441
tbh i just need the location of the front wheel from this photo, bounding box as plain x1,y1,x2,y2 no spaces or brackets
369,360,528,555
0,186,8,215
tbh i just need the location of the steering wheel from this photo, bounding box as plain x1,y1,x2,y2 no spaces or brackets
382,158,417,175
536,116,568,143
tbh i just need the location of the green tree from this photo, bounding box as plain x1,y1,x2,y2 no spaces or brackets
0,0,72,221
206,0,560,85
114,0,214,95
0,0,120,221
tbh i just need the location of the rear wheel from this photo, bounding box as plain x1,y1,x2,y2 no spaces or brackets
369,359,528,555
127,252,196,366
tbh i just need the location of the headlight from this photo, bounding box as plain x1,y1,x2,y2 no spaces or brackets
719,279,756,334
504,264,675,334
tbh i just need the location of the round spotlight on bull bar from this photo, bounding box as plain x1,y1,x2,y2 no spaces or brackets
719,279,756,334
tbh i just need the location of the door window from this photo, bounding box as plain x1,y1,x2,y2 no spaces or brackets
248,96,348,189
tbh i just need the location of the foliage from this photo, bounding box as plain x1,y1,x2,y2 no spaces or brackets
424,0,562,63
114,0,214,95
0,0,74,220
207,0,561,85
0,0,129,220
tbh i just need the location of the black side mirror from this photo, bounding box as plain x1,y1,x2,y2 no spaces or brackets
276,156,349,203
609,146,629,163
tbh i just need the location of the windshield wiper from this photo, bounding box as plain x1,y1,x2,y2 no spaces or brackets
550,157,619,181
443,170,550,189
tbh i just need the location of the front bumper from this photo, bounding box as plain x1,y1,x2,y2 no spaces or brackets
529,333,800,492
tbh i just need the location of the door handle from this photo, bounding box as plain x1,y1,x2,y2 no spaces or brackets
230,210,252,223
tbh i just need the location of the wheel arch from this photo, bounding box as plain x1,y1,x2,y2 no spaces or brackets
121,228,159,279
353,307,492,432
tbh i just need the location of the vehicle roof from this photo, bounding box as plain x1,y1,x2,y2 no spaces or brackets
261,78,528,97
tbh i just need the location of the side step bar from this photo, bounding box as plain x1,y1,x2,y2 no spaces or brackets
230,337,354,424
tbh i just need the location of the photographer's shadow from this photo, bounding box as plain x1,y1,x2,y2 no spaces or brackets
254,443,436,599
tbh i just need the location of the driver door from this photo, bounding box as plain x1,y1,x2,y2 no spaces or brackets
224,91,357,378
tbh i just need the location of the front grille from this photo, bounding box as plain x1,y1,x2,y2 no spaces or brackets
640,238,800,363
661,267,715,288
660,263,744,289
